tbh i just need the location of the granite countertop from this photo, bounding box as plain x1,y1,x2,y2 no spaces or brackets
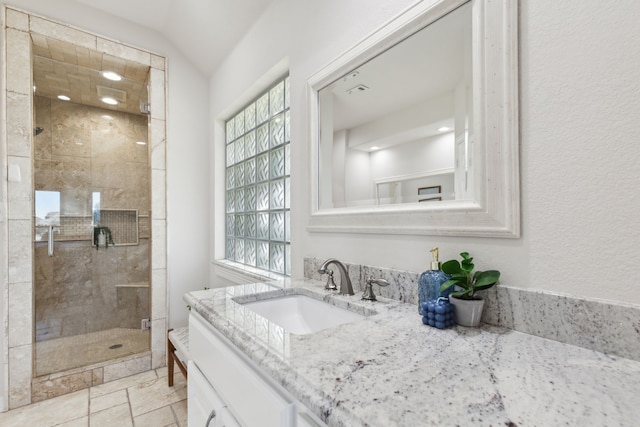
184,279,640,427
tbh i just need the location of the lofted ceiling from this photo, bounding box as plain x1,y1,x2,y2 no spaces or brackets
71,0,276,75
32,0,276,116
325,2,470,151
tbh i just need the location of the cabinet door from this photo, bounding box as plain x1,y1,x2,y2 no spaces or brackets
298,412,328,427
188,361,241,427
190,312,297,427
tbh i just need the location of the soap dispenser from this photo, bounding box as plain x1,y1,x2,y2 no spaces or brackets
418,247,451,315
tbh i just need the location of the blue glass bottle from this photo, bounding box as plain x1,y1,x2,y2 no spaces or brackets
418,247,451,315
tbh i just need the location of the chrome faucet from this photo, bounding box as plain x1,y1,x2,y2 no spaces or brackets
361,277,390,301
318,259,354,295
323,269,338,291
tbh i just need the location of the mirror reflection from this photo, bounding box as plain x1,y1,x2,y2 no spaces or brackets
318,1,472,209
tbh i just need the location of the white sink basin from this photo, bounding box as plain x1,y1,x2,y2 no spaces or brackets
241,294,365,335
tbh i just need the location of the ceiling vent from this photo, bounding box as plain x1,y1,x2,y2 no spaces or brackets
346,84,369,95
97,85,127,102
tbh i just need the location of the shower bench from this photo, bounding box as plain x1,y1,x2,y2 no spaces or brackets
168,327,190,386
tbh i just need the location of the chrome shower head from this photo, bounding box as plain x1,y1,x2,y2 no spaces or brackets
34,127,44,136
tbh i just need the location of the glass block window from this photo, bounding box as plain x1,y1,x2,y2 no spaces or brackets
225,76,291,275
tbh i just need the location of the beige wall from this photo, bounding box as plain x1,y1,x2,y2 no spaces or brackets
34,97,150,213
33,96,150,341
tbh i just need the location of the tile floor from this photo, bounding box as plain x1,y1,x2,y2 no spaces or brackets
0,367,187,427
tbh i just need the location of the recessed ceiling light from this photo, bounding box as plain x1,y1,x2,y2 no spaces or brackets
136,141,147,145
101,97,118,105
58,95,71,101
438,126,451,132
101,115,113,120
370,146,380,151
100,70,122,81
342,71,360,82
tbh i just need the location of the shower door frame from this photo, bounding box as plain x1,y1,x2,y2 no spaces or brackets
1,5,168,410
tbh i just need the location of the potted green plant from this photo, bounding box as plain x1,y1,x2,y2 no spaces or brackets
439,252,500,327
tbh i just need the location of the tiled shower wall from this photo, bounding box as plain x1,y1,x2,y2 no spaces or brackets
33,97,150,341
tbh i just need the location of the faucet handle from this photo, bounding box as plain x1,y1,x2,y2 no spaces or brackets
361,277,390,301
324,270,338,291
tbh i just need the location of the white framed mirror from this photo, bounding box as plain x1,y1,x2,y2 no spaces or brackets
307,0,519,237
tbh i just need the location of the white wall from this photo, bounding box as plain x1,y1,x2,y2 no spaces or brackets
6,0,211,328
0,5,6,412
369,133,454,180
343,147,371,205
331,130,347,207
210,0,640,306
340,133,454,205
346,93,455,150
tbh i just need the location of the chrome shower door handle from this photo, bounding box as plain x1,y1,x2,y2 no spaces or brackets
48,225,55,256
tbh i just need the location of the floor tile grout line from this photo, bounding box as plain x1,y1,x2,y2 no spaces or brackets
126,386,135,426
87,383,92,419
169,401,180,426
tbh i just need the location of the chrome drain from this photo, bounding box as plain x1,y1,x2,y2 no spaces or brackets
109,344,123,350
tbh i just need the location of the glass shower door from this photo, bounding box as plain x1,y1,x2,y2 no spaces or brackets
33,94,151,376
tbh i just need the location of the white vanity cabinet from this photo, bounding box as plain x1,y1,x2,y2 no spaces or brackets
188,361,240,427
189,312,327,427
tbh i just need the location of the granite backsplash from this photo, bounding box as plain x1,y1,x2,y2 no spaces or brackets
304,257,640,362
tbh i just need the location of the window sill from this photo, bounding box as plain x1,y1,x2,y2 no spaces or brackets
213,259,286,286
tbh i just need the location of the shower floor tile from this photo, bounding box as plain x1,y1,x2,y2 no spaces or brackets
36,328,150,376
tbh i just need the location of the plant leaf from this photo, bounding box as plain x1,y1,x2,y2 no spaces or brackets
441,260,461,274
461,261,474,274
439,279,458,292
474,270,500,287
474,283,496,292
449,273,469,287
443,253,500,296
455,288,473,299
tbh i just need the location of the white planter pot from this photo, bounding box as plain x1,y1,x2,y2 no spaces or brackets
449,296,485,327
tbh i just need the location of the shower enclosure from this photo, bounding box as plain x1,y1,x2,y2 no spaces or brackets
32,37,152,376
2,6,168,408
